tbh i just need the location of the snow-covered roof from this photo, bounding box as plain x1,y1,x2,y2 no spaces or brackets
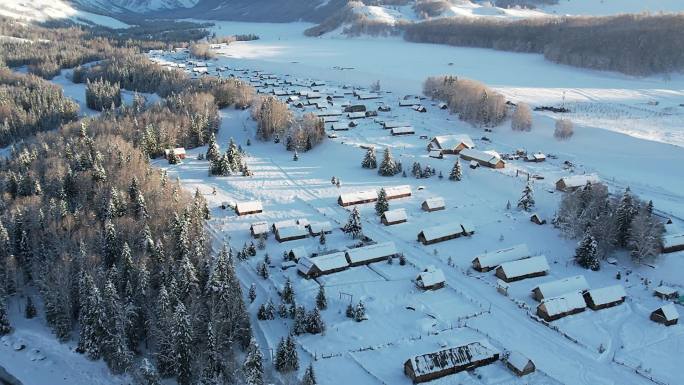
473,244,530,270
382,120,411,129
308,221,332,234
338,190,377,205
407,342,497,377
431,134,475,150
300,252,349,274
357,92,381,100
540,291,586,317
330,123,350,131
391,126,415,135
557,174,600,189
399,98,420,106
346,242,397,264
655,286,678,296
420,223,467,241
498,256,549,279
533,275,590,299
586,285,626,306
235,201,263,214
382,208,407,223
384,185,412,199
315,109,343,117
250,221,269,235
658,303,679,321
164,147,186,156
417,266,445,288
664,233,684,249
460,148,503,166
273,219,298,231
277,225,309,240
526,152,546,161
347,111,366,119
506,351,532,372
423,197,445,210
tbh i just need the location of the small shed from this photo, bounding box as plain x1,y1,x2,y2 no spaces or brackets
297,252,349,279
663,233,684,253
530,213,546,225
654,286,679,300
235,201,263,216
338,190,377,206
555,174,600,192
537,291,587,322
287,246,309,262
345,242,398,266
505,351,535,376
428,150,443,159
412,105,427,113
308,221,333,236
381,208,408,226
525,152,546,162
427,134,475,155
460,148,505,169
421,197,445,212
583,285,626,310
415,266,445,290
250,221,269,238
471,244,530,272
418,223,473,245
403,342,499,384
532,275,590,302
275,225,309,243
650,304,679,326
469,160,479,169
495,256,550,283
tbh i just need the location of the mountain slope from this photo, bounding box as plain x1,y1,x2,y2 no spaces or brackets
0,0,129,28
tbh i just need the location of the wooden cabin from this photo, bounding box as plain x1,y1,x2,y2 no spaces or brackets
404,342,499,384
418,223,474,245
530,213,546,225
651,304,679,326
297,252,349,279
399,98,420,107
471,244,530,272
381,209,407,226
384,185,412,201
391,126,415,136
459,148,505,169
308,221,332,236
415,266,445,290
275,225,309,243
532,275,589,302
555,174,600,192
344,104,366,113
345,241,398,267
382,120,411,129
338,190,377,207
525,152,546,162
164,147,186,160
583,285,626,310
505,351,535,377
654,286,679,300
537,291,586,322
421,197,445,212
427,134,475,155
495,256,550,283
663,233,684,253
250,221,269,238
235,201,263,216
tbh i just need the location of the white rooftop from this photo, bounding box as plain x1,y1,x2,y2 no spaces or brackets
534,275,590,299
498,256,549,279
473,244,530,270
540,291,586,317
346,242,397,264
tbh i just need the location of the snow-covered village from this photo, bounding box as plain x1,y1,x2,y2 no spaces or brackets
0,1,684,385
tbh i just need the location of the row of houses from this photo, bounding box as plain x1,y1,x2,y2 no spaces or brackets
249,218,333,242
296,241,400,278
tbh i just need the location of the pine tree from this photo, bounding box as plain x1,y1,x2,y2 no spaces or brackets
206,133,220,161
244,338,264,385
293,150,299,161
101,278,132,374
301,363,317,385
102,219,118,267
257,299,275,320
282,278,295,304
25,296,36,319
378,148,399,176
361,147,377,169
306,308,325,334
76,273,105,359
275,334,299,372
575,231,600,271
353,301,366,322
293,305,307,335
449,159,462,181
343,207,363,239
249,284,257,303
517,182,535,211
168,149,180,165
375,188,389,216
616,187,638,247
139,358,161,385
0,295,11,335
172,303,193,385
315,286,327,310
319,232,326,245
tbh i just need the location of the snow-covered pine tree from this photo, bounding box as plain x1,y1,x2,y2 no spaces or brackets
76,273,106,359
243,337,264,385
301,363,317,385
319,232,326,245
284,334,299,372
616,187,638,247
138,358,161,385
249,284,257,303
628,207,665,263
378,148,399,176
315,286,327,310
282,278,295,304
172,302,193,385
361,147,377,169
102,278,132,374
167,149,180,165
306,308,325,334
575,231,600,271
449,158,462,181
25,296,36,319
375,188,389,216
343,207,363,239
206,133,220,161
353,301,366,322
0,294,11,335
517,182,535,211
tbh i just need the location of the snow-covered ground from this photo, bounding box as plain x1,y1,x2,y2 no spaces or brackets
0,0,129,28
542,0,684,16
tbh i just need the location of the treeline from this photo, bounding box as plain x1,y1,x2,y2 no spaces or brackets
423,75,507,127
405,14,684,75
0,68,79,146
251,96,326,151
189,43,217,60
554,183,665,269
85,78,122,111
